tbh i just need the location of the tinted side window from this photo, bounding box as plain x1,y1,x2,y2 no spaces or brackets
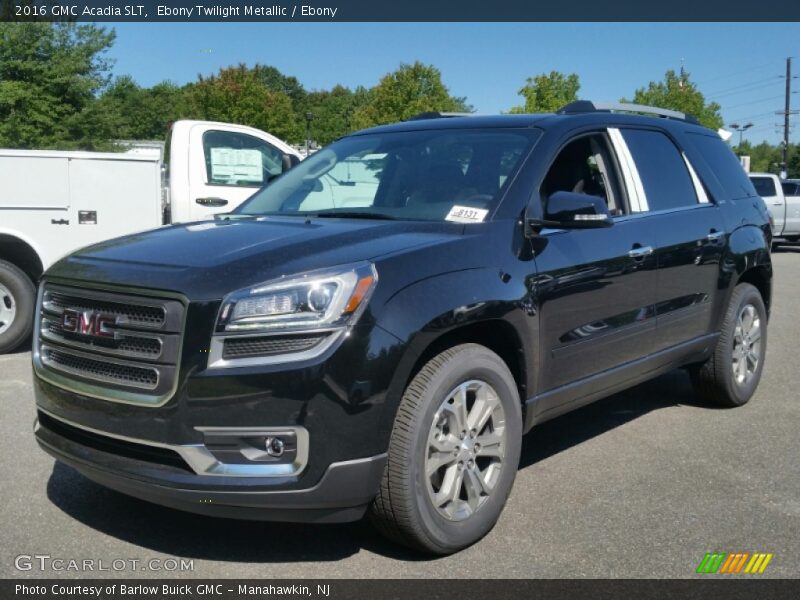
621,129,697,211
687,133,757,200
781,182,799,196
202,130,284,187
751,176,777,197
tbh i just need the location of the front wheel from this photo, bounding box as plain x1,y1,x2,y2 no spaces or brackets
0,260,35,354
690,283,767,407
369,343,522,554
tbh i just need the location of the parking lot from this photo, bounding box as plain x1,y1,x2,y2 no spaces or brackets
1,249,798,579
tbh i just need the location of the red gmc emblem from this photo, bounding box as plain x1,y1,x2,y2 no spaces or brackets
62,309,116,338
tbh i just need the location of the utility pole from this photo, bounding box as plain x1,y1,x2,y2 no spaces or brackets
782,57,791,179
777,57,798,179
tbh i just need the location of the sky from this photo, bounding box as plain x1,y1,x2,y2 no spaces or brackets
108,22,799,145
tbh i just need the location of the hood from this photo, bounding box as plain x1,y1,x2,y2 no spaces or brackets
48,217,464,300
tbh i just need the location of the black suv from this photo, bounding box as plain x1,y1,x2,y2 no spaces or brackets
32,102,772,554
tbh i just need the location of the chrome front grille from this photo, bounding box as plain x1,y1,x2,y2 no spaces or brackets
42,345,160,389
45,292,167,328
34,284,185,406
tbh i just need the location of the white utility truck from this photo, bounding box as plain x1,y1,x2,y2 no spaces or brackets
748,172,800,248
0,120,301,353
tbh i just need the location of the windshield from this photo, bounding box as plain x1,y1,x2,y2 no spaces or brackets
235,128,538,221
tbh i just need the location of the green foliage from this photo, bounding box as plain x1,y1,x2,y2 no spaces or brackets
4,22,790,173
182,64,303,143
734,140,800,177
622,69,723,130
351,62,470,129
0,23,115,149
303,85,371,145
96,76,185,140
509,71,580,114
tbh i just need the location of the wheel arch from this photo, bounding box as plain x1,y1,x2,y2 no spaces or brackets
0,232,45,284
407,319,528,403
737,265,772,316
725,224,773,318
378,315,532,443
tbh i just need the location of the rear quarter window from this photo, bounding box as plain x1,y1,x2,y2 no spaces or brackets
686,132,756,200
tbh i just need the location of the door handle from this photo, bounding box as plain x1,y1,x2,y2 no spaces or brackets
50,219,69,225
706,230,725,242
195,197,229,207
627,245,653,260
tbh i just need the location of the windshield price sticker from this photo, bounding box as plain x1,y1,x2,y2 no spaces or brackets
446,205,489,223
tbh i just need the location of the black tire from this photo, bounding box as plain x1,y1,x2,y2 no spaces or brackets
369,343,522,555
690,283,767,407
0,260,35,354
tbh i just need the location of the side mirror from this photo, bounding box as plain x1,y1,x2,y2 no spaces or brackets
282,154,301,172
533,191,613,229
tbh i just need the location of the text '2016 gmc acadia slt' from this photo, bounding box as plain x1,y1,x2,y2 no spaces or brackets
32,102,772,555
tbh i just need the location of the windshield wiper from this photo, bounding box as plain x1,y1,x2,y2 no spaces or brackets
312,211,396,220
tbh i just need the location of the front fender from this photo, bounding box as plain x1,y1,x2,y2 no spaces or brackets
372,267,535,438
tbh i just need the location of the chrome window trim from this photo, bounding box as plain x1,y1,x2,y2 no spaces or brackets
607,127,648,212
683,152,710,204
36,408,309,478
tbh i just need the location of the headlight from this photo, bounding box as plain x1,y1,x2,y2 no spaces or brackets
216,262,378,333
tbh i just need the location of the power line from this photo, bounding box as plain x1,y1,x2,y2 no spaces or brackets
722,95,784,110
694,60,783,87
705,76,780,99
726,110,777,122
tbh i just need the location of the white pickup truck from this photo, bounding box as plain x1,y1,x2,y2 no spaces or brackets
0,120,301,353
749,172,800,247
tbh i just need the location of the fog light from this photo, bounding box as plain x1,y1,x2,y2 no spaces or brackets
266,436,285,457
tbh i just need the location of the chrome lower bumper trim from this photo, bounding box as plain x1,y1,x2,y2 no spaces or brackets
36,408,309,478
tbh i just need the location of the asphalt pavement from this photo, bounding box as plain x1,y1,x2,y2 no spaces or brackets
1,249,799,579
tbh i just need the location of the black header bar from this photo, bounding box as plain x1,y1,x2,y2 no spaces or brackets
2,0,800,22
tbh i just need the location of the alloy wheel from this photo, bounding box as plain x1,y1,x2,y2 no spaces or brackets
425,380,507,521
732,303,761,386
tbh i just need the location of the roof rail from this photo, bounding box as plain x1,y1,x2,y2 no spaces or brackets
406,111,474,121
558,101,699,124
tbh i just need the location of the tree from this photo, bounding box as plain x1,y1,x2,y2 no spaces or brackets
183,64,303,143
509,71,580,113
623,69,723,130
304,84,371,145
97,76,185,140
0,23,115,149
352,62,470,129
251,64,307,109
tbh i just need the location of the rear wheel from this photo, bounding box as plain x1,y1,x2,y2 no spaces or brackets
690,283,767,407
369,343,522,554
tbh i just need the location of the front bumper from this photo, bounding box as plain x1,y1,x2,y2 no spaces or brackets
34,409,387,523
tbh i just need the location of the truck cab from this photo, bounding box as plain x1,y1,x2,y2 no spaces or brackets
749,172,800,244
0,120,301,353
165,120,300,222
